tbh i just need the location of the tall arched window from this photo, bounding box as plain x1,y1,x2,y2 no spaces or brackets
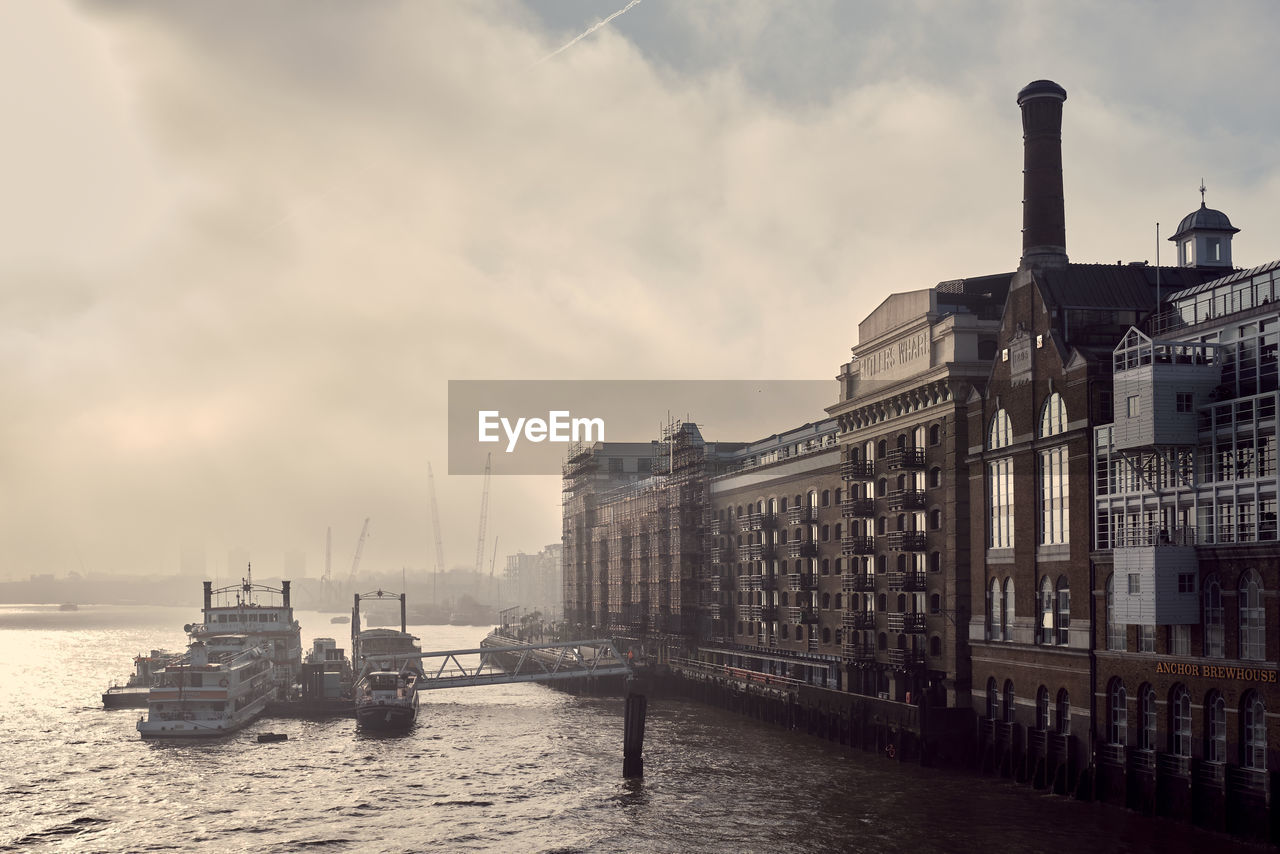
986,677,998,719
1003,578,1015,643
1206,691,1226,763
1170,685,1192,757
1055,576,1070,646
1038,576,1054,645
1138,684,1157,751
988,410,1014,549
1243,692,1267,769
989,578,1002,641
1056,689,1071,735
1204,575,1224,658
1036,686,1050,731
1003,680,1016,724
1108,679,1128,746
1040,392,1067,437
1239,569,1265,660
1038,394,1069,546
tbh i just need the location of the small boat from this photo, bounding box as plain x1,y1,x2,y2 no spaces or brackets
59,603,79,612
330,615,350,624
354,669,419,731
257,732,288,743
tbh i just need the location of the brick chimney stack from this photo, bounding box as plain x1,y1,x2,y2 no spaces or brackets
1017,79,1068,270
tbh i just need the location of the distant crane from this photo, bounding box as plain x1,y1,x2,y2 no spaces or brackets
474,453,491,578
428,463,446,605
489,534,500,603
348,517,370,583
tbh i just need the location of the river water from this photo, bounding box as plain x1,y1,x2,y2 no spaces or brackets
0,604,1258,853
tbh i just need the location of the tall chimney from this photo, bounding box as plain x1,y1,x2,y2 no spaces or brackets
1017,79,1068,269
282,579,291,608
203,580,212,613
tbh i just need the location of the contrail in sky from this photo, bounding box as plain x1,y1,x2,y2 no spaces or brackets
536,0,645,65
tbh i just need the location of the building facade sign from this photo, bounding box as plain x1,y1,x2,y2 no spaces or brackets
1154,661,1278,683
858,329,931,383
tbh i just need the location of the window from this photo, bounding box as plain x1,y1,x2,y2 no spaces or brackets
1036,686,1050,731
986,678,998,719
1140,625,1155,653
1040,393,1067,437
1039,446,1069,545
1170,685,1191,757
1239,569,1265,661
929,424,941,445
1177,573,1195,594
1108,679,1128,746
1170,624,1190,656
988,578,1001,642
1176,392,1193,413
989,409,1013,450
1127,395,1140,417
1106,575,1126,651
1207,692,1226,763
1204,575,1224,658
988,458,1014,548
1002,578,1014,643
1056,689,1071,735
1139,685,1157,751
1003,681,1016,724
1243,692,1267,769
1055,577,1070,646
1128,573,1141,595
930,467,942,488
1038,576,1054,645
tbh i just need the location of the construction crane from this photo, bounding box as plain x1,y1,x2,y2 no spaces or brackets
489,534,499,604
428,463,446,605
474,453,491,578
348,517,370,582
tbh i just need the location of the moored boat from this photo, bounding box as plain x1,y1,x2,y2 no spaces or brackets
354,669,419,731
103,649,181,709
136,635,275,738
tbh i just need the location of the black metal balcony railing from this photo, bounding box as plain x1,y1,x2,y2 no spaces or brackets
786,541,818,559
887,648,925,668
843,641,875,660
744,543,762,562
740,574,762,591
841,459,875,480
842,572,876,592
886,447,926,470
787,506,817,524
707,519,722,536
704,604,721,620
887,489,928,511
842,611,876,629
786,606,804,624
761,605,778,622
886,571,926,592
841,535,877,556
886,531,926,552
742,605,762,621
706,548,724,565
887,612,927,633
842,496,876,518
761,574,779,591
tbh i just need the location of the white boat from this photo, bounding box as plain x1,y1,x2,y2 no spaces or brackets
354,669,419,731
185,570,302,696
102,649,180,709
136,635,275,738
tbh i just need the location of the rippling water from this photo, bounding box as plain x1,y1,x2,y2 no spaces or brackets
0,604,1257,853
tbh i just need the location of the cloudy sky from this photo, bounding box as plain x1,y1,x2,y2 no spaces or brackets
3,0,1278,581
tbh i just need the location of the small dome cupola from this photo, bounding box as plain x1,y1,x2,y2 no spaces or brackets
1168,181,1239,268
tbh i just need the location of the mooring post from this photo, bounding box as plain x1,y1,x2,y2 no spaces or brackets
623,676,647,778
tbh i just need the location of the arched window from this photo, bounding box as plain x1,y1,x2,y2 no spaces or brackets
1003,578,1015,643
986,677,998,719
929,635,941,656
1055,576,1070,645
821,592,831,609
1038,576,1054,645
834,593,842,609
929,551,940,573
1206,691,1226,763
1039,392,1067,437
1003,680,1016,724
989,578,1002,641
1036,686,1050,731
930,467,942,488
930,509,942,530
1243,692,1267,769
1239,569,1265,660
822,627,831,644
877,632,888,650
821,489,830,507
930,593,941,614
1170,685,1192,757
1139,684,1157,751
1108,679,1128,746
1056,689,1071,735
929,424,941,446
877,477,888,497
1039,445,1069,545
1204,575,1224,658
989,409,1013,449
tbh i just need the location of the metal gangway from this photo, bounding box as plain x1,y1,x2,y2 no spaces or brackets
408,637,631,691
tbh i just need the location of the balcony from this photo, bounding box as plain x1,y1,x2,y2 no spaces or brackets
707,519,722,536
703,603,721,620
740,574,762,591
787,607,818,624
842,496,876,518
886,612,927,633
886,531,926,552
842,611,876,629
786,541,818,559
787,506,817,524
886,447,926,470
741,605,762,621
886,571,926,592
706,548,723,565
841,459,875,480
761,605,778,622
787,573,819,592
743,543,762,562
887,648,925,668
843,641,875,661
887,489,927,511
841,535,877,556
761,574,779,591
737,512,777,533
842,572,876,592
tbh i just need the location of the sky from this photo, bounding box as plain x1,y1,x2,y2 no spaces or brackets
3,0,1279,582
